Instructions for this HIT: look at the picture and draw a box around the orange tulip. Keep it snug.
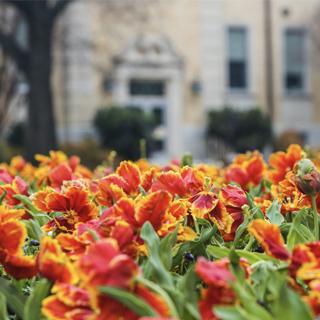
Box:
[268,144,304,184]
[37,237,78,284]
[196,257,236,320]
[225,152,266,190]
[248,219,290,260]
[220,185,247,241]
[42,284,94,320]
[33,186,98,232]
[116,161,141,194]
[78,239,138,289]
[0,208,36,279]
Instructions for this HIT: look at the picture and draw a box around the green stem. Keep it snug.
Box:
[244,236,255,251]
[193,216,200,234]
[311,195,319,240]
[0,190,7,205]
[286,212,292,223]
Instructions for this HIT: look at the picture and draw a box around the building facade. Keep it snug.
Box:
[53,0,320,160]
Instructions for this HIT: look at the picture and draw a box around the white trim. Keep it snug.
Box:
[112,35,184,159]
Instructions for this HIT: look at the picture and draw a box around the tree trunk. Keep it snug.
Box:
[25,9,56,161]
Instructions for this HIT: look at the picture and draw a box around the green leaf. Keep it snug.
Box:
[177,266,200,304]
[196,218,212,228]
[248,179,272,198]
[250,261,277,301]
[0,190,7,205]
[246,192,255,207]
[229,250,245,282]
[141,221,160,248]
[24,279,52,320]
[232,282,273,320]
[287,209,314,250]
[249,183,263,198]
[172,226,217,267]
[175,267,201,319]
[0,278,26,319]
[138,185,147,196]
[266,200,284,226]
[215,305,256,320]
[140,222,173,287]
[273,284,313,320]
[233,215,250,245]
[137,277,180,319]
[14,194,51,226]
[246,193,264,219]
[184,303,201,320]
[100,286,157,317]
[0,292,9,320]
[207,246,274,264]
[159,226,178,270]
[13,194,39,213]
[196,225,218,244]
[23,219,43,241]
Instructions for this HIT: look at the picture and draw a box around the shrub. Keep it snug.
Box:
[6,122,26,148]
[60,139,111,169]
[93,106,155,160]
[0,141,23,163]
[274,130,305,151]
[207,107,272,153]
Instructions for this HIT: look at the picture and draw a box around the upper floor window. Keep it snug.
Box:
[129,79,165,96]
[227,27,248,90]
[284,28,307,93]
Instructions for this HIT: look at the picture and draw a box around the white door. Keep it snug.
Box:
[127,78,168,159]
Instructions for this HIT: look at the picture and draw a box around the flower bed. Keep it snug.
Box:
[0,145,320,319]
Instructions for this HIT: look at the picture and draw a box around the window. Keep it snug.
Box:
[284,29,307,92]
[227,27,248,90]
[129,79,165,96]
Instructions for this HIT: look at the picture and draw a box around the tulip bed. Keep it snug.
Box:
[1,145,320,320]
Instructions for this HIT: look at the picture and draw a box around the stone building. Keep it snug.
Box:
[53,0,320,160]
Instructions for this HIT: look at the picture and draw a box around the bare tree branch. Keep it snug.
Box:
[0,29,28,74]
[51,0,75,19]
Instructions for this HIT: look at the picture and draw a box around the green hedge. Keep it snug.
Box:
[207,107,272,152]
[94,106,155,160]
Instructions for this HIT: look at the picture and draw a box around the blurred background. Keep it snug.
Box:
[0,0,320,166]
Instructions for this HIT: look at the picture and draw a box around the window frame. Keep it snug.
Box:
[129,78,166,97]
[283,27,309,96]
[226,25,250,93]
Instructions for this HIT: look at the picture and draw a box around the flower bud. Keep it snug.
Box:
[295,159,320,195]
